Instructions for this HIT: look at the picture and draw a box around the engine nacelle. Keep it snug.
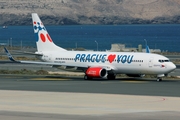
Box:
[85,67,107,78]
[126,74,145,77]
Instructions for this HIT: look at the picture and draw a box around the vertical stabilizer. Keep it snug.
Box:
[32,13,66,52]
[146,45,150,53]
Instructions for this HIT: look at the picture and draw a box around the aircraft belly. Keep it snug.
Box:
[115,64,144,74]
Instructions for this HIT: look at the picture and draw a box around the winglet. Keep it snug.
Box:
[4,47,17,62]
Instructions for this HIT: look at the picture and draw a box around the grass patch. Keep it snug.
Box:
[0,69,49,75]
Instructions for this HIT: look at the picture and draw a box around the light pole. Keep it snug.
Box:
[144,39,147,46]
[95,40,98,51]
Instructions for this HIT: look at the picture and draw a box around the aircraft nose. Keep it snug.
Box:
[169,62,176,71]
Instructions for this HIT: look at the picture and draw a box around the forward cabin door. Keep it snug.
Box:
[148,57,153,68]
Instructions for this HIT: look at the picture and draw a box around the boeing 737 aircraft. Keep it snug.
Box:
[4,13,176,81]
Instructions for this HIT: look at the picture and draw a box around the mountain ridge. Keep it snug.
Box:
[0,0,180,25]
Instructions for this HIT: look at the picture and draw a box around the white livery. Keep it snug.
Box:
[5,13,176,81]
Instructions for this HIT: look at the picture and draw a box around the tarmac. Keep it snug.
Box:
[0,73,180,119]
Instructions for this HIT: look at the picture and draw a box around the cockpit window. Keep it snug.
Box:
[158,59,170,63]
[159,60,163,62]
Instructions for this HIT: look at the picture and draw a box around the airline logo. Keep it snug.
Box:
[33,21,52,43]
[74,54,134,64]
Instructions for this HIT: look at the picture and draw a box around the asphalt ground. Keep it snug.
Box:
[0,62,180,119]
[0,75,180,120]
[0,74,179,97]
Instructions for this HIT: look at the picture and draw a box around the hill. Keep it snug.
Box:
[0,0,180,25]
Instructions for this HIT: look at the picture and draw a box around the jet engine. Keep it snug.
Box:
[85,67,107,78]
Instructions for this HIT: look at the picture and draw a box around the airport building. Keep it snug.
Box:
[109,43,161,53]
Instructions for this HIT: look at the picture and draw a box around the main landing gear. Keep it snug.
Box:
[107,74,116,80]
[157,77,162,82]
[84,75,92,80]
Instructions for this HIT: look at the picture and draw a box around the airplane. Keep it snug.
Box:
[4,13,176,81]
[146,45,150,53]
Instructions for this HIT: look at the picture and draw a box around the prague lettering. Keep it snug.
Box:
[74,54,133,64]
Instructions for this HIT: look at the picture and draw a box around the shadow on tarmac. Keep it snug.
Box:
[44,75,179,82]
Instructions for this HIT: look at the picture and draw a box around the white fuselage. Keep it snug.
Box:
[39,51,176,75]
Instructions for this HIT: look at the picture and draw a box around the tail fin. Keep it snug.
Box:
[146,45,150,53]
[32,13,67,52]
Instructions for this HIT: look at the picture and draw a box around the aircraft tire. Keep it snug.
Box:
[157,78,162,82]
[84,75,92,80]
[107,74,116,80]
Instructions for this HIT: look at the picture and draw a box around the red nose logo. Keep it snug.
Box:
[108,54,116,63]
[161,64,165,67]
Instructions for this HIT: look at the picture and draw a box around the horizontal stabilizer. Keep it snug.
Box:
[11,50,43,56]
[4,47,18,62]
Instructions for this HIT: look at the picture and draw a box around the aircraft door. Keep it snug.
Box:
[43,54,52,61]
[148,57,153,68]
[48,54,52,61]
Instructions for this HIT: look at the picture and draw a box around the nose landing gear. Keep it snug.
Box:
[157,74,164,82]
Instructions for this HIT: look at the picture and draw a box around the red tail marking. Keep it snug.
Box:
[40,33,46,42]
[47,34,53,42]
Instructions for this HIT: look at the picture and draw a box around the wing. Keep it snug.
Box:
[4,47,88,68]
[4,47,113,71]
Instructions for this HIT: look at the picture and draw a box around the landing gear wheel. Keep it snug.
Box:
[107,74,116,80]
[84,75,87,80]
[157,78,162,82]
[84,75,92,80]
